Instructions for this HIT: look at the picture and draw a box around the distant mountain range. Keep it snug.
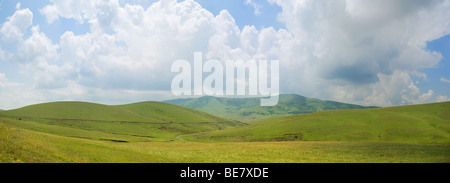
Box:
[165,94,377,123]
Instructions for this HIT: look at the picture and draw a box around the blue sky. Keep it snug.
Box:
[423,34,450,98]
[196,0,284,30]
[0,0,449,109]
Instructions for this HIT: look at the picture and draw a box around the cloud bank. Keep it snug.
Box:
[0,0,449,109]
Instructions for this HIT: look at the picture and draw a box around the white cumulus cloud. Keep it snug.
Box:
[1,0,450,109]
[268,0,450,106]
[0,5,33,41]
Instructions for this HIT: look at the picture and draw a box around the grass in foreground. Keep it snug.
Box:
[1,123,449,163]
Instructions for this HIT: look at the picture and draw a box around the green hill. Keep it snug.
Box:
[1,101,448,163]
[0,101,243,142]
[165,94,375,123]
[1,101,156,122]
[186,102,450,144]
[118,101,233,123]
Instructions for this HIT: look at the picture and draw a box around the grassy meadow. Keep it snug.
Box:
[186,102,450,144]
[0,101,449,163]
[1,122,448,163]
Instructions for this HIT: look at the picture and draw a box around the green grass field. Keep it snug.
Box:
[186,102,450,144]
[0,101,449,163]
[1,123,448,163]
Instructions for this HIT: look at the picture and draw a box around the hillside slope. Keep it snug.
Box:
[165,94,375,122]
[186,102,450,144]
[118,101,234,123]
[1,101,155,122]
[0,101,243,142]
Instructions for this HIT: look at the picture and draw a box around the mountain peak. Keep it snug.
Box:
[164,94,375,123]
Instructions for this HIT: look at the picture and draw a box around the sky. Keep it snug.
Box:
[0,0,449,109]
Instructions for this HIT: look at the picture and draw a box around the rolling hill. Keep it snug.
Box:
[1,101,448,163]
[118,101,233,123]
[1,101,157,122]
[185,102,450,144]
[165,94,376,123]
[0,101,243,142]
